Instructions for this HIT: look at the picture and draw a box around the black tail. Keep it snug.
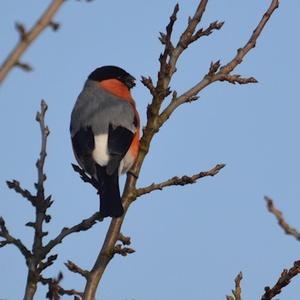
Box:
[96,165,124,218]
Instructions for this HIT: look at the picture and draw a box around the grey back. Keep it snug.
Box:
[70,80,136,136]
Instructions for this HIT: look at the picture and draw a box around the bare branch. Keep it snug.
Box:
[15,22,27,40]
[72,164,99,190]
[41,273,83,299]
[220,0,279,75]
[208,60,221,76]
[5,99,101,298]
[113,244,135,257]
[136,163,225,197]
[226,272,243,300]
[264,196,300,240]
[65,260,88,279]
[189,20,224,44]
[219,74,258,85]
[176,0,208,50]
[159,3,179,53]
[37,254,58,273]
[43,212,102,254]
[0,0,65,83]
[159,0,278,126]
[82,2,279,298]
[15,61,33,72]
[118,233,131,246]
[261,261,300,300]
[141,76,156,96]
[49,21,60,31]
[35,100,49,199]
[6,179,36,206]
[22,100,52,300]
[0,217,31,259]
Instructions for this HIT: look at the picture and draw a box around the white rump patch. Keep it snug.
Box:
[93,134,110,166]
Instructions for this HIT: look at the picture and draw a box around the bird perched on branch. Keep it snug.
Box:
[70,66,140,218]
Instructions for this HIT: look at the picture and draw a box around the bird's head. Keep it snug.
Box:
[88,65,136,90]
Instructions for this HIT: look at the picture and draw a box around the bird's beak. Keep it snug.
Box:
[125,74,136,89]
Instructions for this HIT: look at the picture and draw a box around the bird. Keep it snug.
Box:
[70,66,140,218]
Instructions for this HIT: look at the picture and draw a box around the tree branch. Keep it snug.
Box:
[219,74,258,85]
[81,2,279,299]
[264,196,300,240]
[135,163,225,197]
[118,233,131,246]
[113,244,135,257]
[220,0,279,75]
[37,254,58,273]
[6,179,36,206]
[65,260,89,279]
[71,164,99,190]
[261,261,300,300]
[41,273,83,299]
[0,217,31,259]
[0,0,65,83]
[189,20,224,44]
[159,0,279,125]
[23,100,52,300]
[226,272,243,300]
[3,100,103,299]
[35,100,49,201]
[43,212,102,255]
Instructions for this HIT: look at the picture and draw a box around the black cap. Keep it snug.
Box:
[88,65,136,89]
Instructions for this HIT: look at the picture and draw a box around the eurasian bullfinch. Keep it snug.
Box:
[70,66,140,218]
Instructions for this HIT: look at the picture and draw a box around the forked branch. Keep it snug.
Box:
[136,163,225,197]
[159,0,279,125]
[0,0,94,84]
[0,0,65,83]
[2,100,102,299]
[261,261,300,300]
[226,272,243,300]
[81,1,279,299]
[0,217,31,259]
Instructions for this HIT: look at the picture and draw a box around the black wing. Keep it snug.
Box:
[71,126,95,175]
[106,123,134,175]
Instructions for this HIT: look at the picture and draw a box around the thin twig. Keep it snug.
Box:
[0,0,65,83]
[135,163,225,197]
[43,212,102,255]
[220,0,279,75]
[189,20,224,44]
[0,217,31,259]
[226,272,243,300]
[23,100,51,300]
[219,74,258,85]
[4,101,101,299]
[6,179,36,206]
[37,254,58,273]
[265,196,300,240]
[118,233,131,246]
[261,261,300,300]
[72,164,99,190]
[81,1,279,299]
[159,0,279,125]
[41,273,83,299]
[35,100,49,199]
[113,244,135,257]
[65,260,89,279]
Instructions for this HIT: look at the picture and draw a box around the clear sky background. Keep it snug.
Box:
[1,1,300,299]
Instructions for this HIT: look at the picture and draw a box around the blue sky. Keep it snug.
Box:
[1,0,300,299]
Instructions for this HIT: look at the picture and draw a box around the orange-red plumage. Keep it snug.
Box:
[99,78,140,161]
[71,66,139,217]
[99,79,133,102]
